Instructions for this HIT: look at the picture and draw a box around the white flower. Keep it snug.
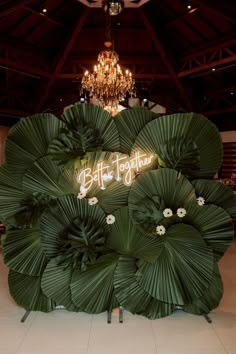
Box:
[88,197,98,205]
[156,225,166,235]
[77,192,86,200]
[177,208,187,218]
[106,214,116,224]
[197,197,205,206]
[163,208,173,218]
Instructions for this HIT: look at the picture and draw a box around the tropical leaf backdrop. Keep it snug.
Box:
[0,104,235,319]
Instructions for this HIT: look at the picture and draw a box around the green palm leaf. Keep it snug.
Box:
[5,113,64,181]
[133,113,222,178]
[114,107,159,154]
[71,254,118,313]
[114,256,174,319]
[8,270,55,312]
[128,168,196,231]
[183,263,223,315]
[193,179,236,218]
[41,196,109,264]
[23,156,74,196]
[60,104,120,152]
[2,228,47,276]
[0,164,49,227]
[41,257,78,311]
[136,224,214,306]
[107,207,162,263]
[0,164,25,222]
[185,204,234,260]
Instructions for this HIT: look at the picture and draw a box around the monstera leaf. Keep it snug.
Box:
[133,113,222,178]
[2,228,47,276]
[60,104,120,151]
[48,124,103,166]
[41,257,78,311]
[106,207,162,263]
[114,256,174,319]
[8,270,55,312]
[157,137,200,176]
[129,168,196,232]
[5,113,64,182]
[184,263,223,315]
[114,107,159,154]
[136,224,214,306]
[40,196,109,270]
[10,192,56,228]
[71,254,118,313]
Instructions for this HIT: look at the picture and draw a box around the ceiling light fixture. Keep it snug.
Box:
[81,41,134,115]
[102,0,124,16]
[81,5,135,115]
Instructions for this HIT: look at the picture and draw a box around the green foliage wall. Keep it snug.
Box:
[0,104,235,319]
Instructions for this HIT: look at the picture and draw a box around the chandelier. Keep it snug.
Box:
[81,40,135,115]
[102,0,124,16]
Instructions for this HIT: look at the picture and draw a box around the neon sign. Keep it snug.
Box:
[76,151,154,192]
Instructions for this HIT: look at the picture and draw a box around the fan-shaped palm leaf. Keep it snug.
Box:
[2,228,47,276]
[41,257,78,311]
[107,207,162,263]
[41,196,109,263]
[185,204,234,260]
[71,254,118,313]
[114,107,159,154]
[5,113,64,181]
[114,256,174,319]
[23,156,74,196]
[60,104,120,152]
[136,224,214,306]
[133,113,222,178]
[0,164,50,227]
[128,168,196,231]
[183,263,223,315]
[193,179,236,218]
[8,270,55,312]
[0,164,25,221]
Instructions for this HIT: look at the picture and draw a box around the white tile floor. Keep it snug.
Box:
[0,242,235,354]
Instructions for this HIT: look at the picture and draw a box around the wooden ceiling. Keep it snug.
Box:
[0,0,236,129]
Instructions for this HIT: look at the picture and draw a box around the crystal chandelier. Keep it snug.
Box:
[102,0,124,16]
[81,41,135,115]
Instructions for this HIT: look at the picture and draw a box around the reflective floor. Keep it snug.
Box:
[0,241,235,354]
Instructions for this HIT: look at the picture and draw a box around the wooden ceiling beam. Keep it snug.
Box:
[22,5,65,28]
[138,8,192,111]
[35,8,90,112]
[179,54,236,78]
[204,106,236,116]
[0,57,50,78]
[0,0,31,18]
[198,0,236,26]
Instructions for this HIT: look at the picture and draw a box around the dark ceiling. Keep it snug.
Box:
[0,0,236,130]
